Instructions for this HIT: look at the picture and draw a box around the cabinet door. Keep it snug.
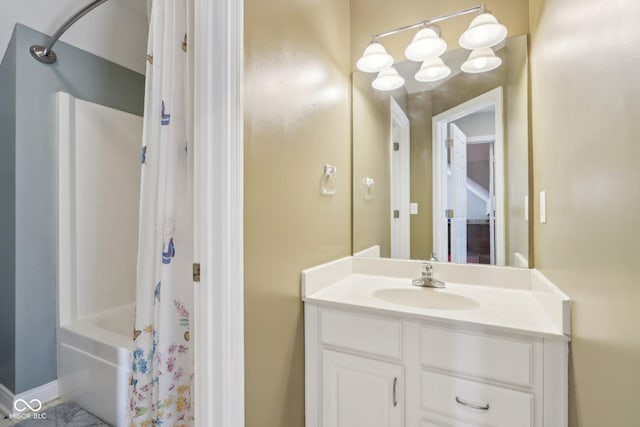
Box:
[322,350,403,427]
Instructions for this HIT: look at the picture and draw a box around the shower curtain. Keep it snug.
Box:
[128,0,194,425]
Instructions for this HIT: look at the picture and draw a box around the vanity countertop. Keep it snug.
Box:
[302,256,571,341]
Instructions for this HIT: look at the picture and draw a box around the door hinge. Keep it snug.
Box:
[445,209,454,219]
[393,142,400,151]
[193,263,201,282]
[393,209,400,219]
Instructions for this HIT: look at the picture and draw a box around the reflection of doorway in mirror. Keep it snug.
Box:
[433,87,505,266]
[390,98,411,259]
[449,123,496,264]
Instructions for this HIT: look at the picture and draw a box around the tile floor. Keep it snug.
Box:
[0,400,109,427]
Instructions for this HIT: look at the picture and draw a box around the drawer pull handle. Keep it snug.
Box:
[393,377,398,407]
[455,396,490,411]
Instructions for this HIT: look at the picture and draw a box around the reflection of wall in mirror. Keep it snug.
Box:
[352,71,408,258]
[503,35,529,267]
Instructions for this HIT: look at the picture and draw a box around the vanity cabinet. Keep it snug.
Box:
[322,350,403,427]
[305,304,567,427]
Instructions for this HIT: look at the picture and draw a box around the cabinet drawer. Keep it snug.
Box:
[420,326,532,387]
[421,370,533,427]
[321,310,402,359]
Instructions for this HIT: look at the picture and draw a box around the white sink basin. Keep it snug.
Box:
[372,287,480,311]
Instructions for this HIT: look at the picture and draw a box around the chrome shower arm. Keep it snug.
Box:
[30,0,109,64]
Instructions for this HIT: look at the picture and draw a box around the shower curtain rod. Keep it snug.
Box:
[30,0,109,64]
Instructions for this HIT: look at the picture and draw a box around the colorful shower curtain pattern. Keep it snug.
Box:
[128,1,194,426]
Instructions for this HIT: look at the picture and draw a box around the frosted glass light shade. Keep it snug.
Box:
[404,27,447,62]
[461,48,502,73]
[372,67,405,91]
[415,57,451,82]
[458,13,507,49]
[356,41,394,73]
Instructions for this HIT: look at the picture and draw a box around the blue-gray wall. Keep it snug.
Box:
[0,30,17,393]
[0,24,144,394]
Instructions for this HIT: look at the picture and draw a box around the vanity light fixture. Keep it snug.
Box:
[415,57,451,82]
[356,40,394,73]
[404,26,447,62]
[461,47,502,73]
[372,66,405,91]
[458,13,507,50]
[357,4,508,91]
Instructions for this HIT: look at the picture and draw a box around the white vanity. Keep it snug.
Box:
[302,257,570,427]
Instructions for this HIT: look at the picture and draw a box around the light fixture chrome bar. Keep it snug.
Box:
[373,4,484,39]
[30,0,109,64]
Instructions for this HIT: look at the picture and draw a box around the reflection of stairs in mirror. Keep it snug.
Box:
[446,222,492,264]
[447,166,491,213]
[467,221,491,264]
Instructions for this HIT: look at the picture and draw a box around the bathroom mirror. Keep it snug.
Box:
[352,34,530,267]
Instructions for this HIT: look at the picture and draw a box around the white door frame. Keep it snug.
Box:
[390,97,411,259]
[432,87,505,265]
[193,0,244,425]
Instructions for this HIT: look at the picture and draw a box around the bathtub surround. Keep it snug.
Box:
[128,1,195,425]
[56,93,141,426]
[0,24,144,396]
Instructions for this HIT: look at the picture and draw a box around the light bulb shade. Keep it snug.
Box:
[357,41,394,73]
[461,48,502,73]
[372,67,405,91]
[415,57,451,82]
[458,13,507,49]
[404,27,447,62]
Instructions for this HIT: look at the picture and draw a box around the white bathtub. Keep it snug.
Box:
[57,93,142,427]
[58,305,134,427]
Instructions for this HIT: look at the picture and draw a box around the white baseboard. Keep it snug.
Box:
[0,380,59,416]
[0,383,12,415]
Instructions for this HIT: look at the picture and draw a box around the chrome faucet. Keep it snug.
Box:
[412,262,445,288]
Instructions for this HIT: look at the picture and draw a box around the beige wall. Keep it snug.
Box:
[529,0,640,425]
[243,0,352,424]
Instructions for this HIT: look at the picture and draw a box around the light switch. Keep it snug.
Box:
[410,203,418,215]
[539,191,547,224]
[524,195,529,221]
